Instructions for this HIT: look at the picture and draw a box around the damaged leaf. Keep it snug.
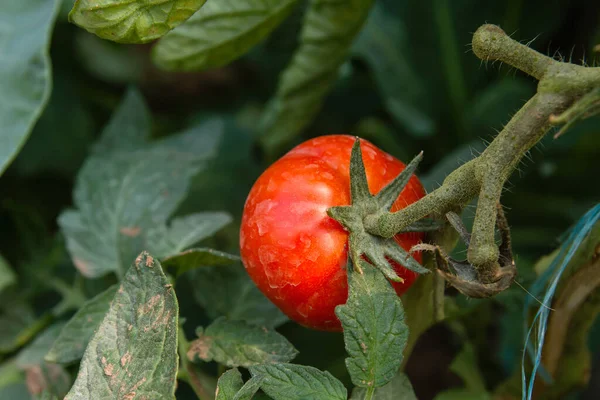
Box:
[188,317,297,367]
[64,252,179,399]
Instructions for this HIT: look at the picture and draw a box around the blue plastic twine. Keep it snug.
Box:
[521,203,600,400]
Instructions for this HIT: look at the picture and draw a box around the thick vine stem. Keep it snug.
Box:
[469,92,570,280]
[364,24,600,285]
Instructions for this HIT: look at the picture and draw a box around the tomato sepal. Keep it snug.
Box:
[327,138,431,280]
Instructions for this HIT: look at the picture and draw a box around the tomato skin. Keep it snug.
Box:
[240,135,425,331]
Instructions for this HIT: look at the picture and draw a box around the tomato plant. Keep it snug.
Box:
[240,135,425,331]
[2,1,600,400]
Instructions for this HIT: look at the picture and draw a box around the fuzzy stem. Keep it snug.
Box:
[468,92,570,279]
[364,160,479,238]
[471,24,557,80]
[364,23,600,281]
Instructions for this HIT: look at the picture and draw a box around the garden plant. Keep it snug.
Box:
[1,1,600,399]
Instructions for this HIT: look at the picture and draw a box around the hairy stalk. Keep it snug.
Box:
[364,24,600,284]
[469,92,570,280]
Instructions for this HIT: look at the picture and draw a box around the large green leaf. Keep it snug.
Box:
[188,317,298,367]
[68,0,207,43]
[259,0,375,154]
[154,0,298,71]
[191,263,288,329]
[65,252,179,399]
[58,92,222,278]
[249,363,347,400]
[45,285,118,365]
[335,261,408,389]
[0,0,61,176]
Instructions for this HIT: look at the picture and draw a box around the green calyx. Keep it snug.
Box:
[327,138,439,282]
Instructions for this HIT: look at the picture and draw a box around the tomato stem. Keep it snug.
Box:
[365,24,600,286]
[365,386,375,400]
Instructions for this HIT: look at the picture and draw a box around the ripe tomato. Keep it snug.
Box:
[240,135,425,331]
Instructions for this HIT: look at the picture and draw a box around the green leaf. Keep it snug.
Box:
[189,317,297,367]
[191,263,288,328]
[0,0,62,176]
[64,252,179,399]
[154,0,298,71]
[233,375,265,400]
[92,87,151,155]
[45,285,118,365]
[335,261,408,388]
[350,373,417,399]
[249,363,347,400]
[0,255,16,295]
[148,212,233,258]
[68,0,208,44]
[352,2,433,137]
[0,297,39,354]
[216,368,244,400]
[162,248,240,276]
[59,113,222,278]
[15,324,64,369]
[259,0,375,154]
[215,368,264,400]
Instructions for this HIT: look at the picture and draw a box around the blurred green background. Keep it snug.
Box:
[1,0,600,399]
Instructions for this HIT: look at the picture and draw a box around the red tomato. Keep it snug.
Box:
[240,135,425,331]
